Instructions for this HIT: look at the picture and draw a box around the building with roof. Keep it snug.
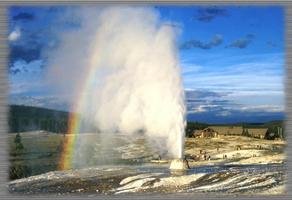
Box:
[192,126,269,139]
[192,127,218,138]
[208,126,243,136]
[247,128,268,139]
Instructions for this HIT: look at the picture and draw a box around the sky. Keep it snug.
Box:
[8,5,285,123]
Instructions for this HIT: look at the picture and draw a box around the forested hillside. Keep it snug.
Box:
[8,105,69,133]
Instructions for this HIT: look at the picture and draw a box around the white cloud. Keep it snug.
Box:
[216,110,231,117]
[181,63,203,75]
[9,59,45,95]
[10,59,43,75]
[187,104,221,114]
[238,105,284,113]
[182,58,285,110]
[188,105,207,113]
[8,27,21,41]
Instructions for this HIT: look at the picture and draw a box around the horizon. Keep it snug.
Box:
[8,104,284,125]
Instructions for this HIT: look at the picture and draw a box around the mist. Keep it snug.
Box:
[46,7,186,163]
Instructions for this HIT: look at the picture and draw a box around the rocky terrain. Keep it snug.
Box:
[8,164,285,195]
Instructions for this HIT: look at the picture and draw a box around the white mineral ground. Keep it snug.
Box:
[8,134,286,195]
[9,166,285,195]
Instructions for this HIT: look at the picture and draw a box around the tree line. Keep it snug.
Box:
[9,105,69,133]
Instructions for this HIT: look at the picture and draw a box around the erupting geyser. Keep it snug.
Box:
[169,159,190,171]
[47,7,186,167]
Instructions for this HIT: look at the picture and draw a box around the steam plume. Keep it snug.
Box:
[46,7,185,159]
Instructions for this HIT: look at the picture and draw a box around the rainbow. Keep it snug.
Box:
[58,112,80,170]
[58,62,99,170]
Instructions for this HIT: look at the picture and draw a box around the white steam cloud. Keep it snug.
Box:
[46,7,185,159]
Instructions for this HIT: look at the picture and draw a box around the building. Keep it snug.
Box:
[193,130,204,138]
[193,126,269,139]
[193,128,218,138]
[208,126,243,136]
[247,128,268,139]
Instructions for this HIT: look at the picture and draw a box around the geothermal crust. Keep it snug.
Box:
[169,159,190,170]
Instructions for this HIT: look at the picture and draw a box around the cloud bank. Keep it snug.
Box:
[180,34,223,50]
[226,34,255,49]
[195,7,228,22]
[12,12,35,21]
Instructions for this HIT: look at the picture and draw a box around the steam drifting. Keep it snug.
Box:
[47,7,185,159]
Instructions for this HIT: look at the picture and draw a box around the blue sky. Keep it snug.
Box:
[8,6,285,123]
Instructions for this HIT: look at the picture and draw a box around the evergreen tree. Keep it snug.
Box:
[14,133,24,150]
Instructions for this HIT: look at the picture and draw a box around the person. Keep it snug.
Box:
[184,158,190,169]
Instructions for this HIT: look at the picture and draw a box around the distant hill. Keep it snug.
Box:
[8,105,70,133]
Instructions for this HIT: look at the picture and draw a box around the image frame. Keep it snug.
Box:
[0,0,291,199]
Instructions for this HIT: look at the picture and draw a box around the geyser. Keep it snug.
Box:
[169,159,190,171]
[47,7,186,164]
